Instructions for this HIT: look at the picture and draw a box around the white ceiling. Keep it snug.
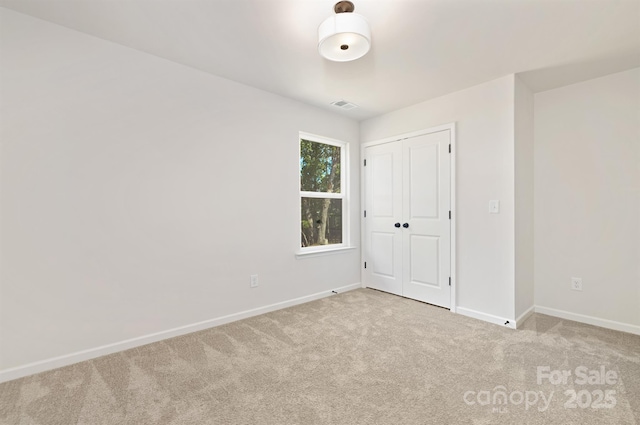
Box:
[1,0,639,120]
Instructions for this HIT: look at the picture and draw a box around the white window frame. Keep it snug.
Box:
[297,132,351,256]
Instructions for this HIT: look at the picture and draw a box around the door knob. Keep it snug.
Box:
[394,222,401,228]
[402,223,409,228]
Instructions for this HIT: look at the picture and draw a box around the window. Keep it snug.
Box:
[299,133,348,253]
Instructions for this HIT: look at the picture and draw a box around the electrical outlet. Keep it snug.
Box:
[571,277,582,291]
[250,274,259,288]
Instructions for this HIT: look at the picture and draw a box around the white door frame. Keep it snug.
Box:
[360,122,457,313]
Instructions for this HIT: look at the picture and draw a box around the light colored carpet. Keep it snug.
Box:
[1,288,639,424]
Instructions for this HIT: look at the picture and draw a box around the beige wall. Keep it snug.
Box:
[0,9,361,373]
[514,76,535,320]
[534,68,640,329]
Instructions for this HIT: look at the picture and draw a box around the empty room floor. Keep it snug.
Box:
[1,288,638,424]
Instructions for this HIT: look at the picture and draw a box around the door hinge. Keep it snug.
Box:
[448,144,451,153]
[449,210,451,219]
[364,210,366,218]
[364,159,367,166]
[449,277,451,286]
[364,262,367,269]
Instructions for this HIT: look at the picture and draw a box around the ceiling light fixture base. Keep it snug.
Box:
[334,1,355,14]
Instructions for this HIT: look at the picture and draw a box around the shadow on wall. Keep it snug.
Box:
[517,52,640,93]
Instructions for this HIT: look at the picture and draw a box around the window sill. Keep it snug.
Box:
[295,246,357,259]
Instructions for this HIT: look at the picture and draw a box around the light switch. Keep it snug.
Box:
[489,200,500,214]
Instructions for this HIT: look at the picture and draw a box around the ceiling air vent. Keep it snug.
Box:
[330,100,358,110]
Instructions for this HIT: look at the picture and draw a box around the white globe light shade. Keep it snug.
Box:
[318,13,371,62]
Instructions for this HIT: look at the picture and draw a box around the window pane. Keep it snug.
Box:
[300,139,341,193]
[301,198,342,247]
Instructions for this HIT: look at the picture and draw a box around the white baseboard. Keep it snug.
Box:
[515,305,535,329]
[534,305,640,336]
[0,282,362,383]
[456,306,516,329]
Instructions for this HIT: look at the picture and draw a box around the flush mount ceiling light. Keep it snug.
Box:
[318,1,371,62]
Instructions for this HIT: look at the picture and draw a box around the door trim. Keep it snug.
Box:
[360,122,457,313]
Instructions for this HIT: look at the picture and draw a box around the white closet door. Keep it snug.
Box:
[363,129,451,308]
[401,130,451,308]
[363,142,403,296]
